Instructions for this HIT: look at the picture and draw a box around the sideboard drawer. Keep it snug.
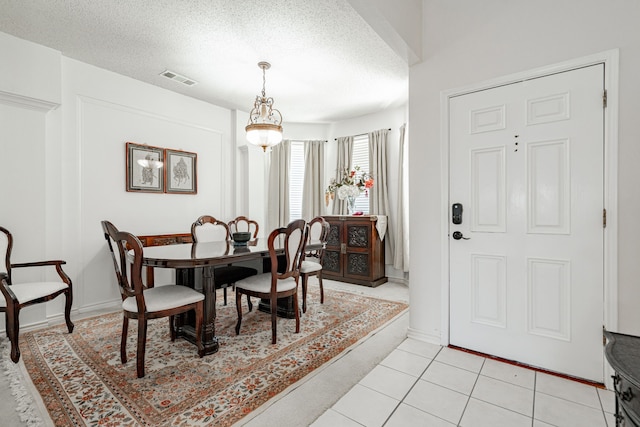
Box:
[605,331,640,427]
[617,374,640,426]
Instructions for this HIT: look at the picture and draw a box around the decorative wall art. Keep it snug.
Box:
[165,148,197,194]
[126,142,164,193]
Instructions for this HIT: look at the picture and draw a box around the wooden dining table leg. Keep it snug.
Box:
[200,266,219,354]
[174,267,219,355]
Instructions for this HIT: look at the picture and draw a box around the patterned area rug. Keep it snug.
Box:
[19,287,407,426]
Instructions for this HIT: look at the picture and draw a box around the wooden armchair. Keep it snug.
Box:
[0,226,74,363]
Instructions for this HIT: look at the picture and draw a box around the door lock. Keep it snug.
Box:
[452,203,463,224]
[452,231,470,240]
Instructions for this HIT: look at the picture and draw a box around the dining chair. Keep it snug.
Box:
[191,215,258,305]
[101,220,204,378]
[228,216,260,238]
[0,226,74,363]
[234,219,307,344]
[300,216,330,313]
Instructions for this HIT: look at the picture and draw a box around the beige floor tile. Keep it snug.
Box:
[359,364,418,400]
[332,384,399,427]
[536,372,602,409]
[471,375,534,417]
[402,379,468,424]
[422,360,478,395]
[480,358,535,389]
[380,348,432,377]
[460,398,532,427]
[435,347,485,373]
[534,392,607,427]
[385,403,455,427]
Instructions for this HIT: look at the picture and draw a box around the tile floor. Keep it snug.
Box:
[312,338,616,427]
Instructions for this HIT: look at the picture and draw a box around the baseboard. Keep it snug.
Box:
[76,299,121,315]
[407,327,441,346]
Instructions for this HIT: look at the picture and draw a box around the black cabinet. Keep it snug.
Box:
[604,331,640,426]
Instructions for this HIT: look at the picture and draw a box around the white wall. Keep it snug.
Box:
[64,57,234,312]
[409,0,640,342]
[0,33,64,326]
[1,32,235,325]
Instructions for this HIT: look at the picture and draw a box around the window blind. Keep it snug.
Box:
[289,141,305,220]
[352,135,370,214]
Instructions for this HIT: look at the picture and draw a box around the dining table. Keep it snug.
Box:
[135,237,320,355]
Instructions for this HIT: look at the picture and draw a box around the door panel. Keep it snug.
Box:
[449,64,604,382]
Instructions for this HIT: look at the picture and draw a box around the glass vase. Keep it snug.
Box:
[346,196,356,215]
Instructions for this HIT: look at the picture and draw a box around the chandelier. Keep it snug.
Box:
[245,61,283,151]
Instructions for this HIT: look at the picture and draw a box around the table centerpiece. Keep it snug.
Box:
[325,165,374,215]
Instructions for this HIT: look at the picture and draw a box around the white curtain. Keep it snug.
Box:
[331,136,354,215]
[369,129,393,258]
[267,139,291,232]
[393,124,409,272]
[301,140,325,221]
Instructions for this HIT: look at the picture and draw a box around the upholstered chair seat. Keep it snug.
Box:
[0,281,68,306]
[122,285,205,313]
[231,273,297,294]
[300,260,323,274]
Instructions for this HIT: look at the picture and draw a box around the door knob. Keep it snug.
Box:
[452,231,470,240]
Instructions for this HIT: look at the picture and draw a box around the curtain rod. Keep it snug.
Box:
[334,128,392,141]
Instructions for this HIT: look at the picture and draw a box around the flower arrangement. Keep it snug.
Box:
[325,165,374,206]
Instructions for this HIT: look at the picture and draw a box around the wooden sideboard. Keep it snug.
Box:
[137,233,193,247]
[136,233,193,287]
[322,215,387,287]
[604,330,640,426]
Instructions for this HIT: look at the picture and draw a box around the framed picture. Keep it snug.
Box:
[126,142,164,193]
[165,149,197,194]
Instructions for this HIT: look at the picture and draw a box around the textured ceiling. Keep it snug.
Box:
[0,0,408,123]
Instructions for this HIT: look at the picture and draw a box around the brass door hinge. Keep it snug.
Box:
[603,208,607,228]
[341,243,346,254]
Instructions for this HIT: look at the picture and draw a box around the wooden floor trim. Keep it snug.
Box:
[448,345,605,389]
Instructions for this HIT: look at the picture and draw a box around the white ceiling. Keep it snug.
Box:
[0,0,409,123]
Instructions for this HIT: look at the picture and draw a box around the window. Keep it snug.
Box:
[288,137,370,219]
[289,141,305,220]
[352,135,370,214]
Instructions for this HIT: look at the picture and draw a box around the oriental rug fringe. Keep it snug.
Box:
[17,287,407,426]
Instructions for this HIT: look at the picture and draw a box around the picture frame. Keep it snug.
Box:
[126,142,164,193]
[165,149,197,194]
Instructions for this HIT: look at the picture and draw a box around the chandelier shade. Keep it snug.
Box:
[245,61,283,151]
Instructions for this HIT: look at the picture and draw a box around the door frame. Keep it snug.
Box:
[439,49,619,384]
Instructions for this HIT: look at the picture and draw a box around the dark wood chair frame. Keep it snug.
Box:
[191,215,258,306]
[228,216,260,238]
[0,226,74,363]
[300,217,331,313]
[101,220,204,378]
[235,219,307,344]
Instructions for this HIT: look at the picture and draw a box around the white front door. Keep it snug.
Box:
[449,64,605,382]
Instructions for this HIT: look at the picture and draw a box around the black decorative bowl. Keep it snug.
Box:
[232,232,252,246]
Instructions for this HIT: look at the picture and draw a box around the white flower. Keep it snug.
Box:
[337,184,361,200]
